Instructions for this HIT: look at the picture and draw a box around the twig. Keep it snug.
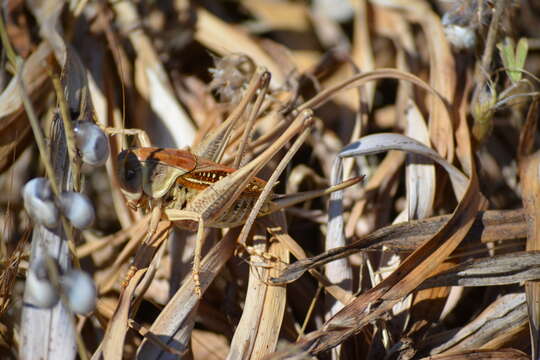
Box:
[472,0,510,99]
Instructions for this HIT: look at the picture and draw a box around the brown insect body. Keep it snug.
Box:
[111,109,360,298]
[117,147,275,230]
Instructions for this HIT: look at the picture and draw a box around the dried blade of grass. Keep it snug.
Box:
[228,229,270,359]
[76,215,150,259]
[128,320,186,357]
[420,68,472,338]
[371,4,415,54]
[370,3,416,140]
[403,100,435,220]
[339,133,468,200]
[0,228,28,317]
[0,42,50,114]
[377,0,456,162]
[110,0,195,148]
[241,0,309,32]
[226,112,312,358]
[247,215,288,359]
[98,217,169,359]
[87,71,135,229]
[175,75,220,130]
[420,349,529,360]
[418,252,540,289]
[192,329,230,359]
[481,331,530,355]
[384,100,435,341]
[331,187,483,354]
[271,209,527,285]
[407,262,452,337]
[136,228,239,358]
[384,6,415,168]
[91,4,145,228]
[96,270,145,360]
[299,69,453,214]
[518,99,539,161]
[415,9,455,163]
[518,102,540,357]
[308,13,348,68]
[345,150,405,237]
[408,95,499,341]
[94,3,134,94]
[519,150,540,358]
[298,68,449,114]
[257,31,315,75]
[351,0,375,109]
[26,0,66,63]
[265,222,354,305]
[310,5,349,53]
[319,14,371,320]
[375,8,416,211]
[130,229,169,308]
[268,146,483,357]
[98,219,150,293]
[195,8,286,88]
[455,73,475,177]
[0,42,52,173]
[324,156,352,337]
[316,69,359,118]
[427,293,527,356]
[228,215,287,359]
[341,63,368,180]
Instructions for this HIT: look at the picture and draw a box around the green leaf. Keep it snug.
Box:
[513,38,529,82]
[498,37,529,83]
[498,37,516,82]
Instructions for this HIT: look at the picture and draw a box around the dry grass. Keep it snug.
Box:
[0,0,539,359]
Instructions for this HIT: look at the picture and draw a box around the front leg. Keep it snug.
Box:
[122,204,164,289]
[164,209,206,298]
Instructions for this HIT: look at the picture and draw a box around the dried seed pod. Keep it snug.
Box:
[61,269,97,314]
[58,192,95,229]
[22,178,59,228]
[442,13,476,50]
[313,0,353,22]
[73,121,110,166]
[209,53,255,103]
[472,85,497,143]
[26,257,60,309]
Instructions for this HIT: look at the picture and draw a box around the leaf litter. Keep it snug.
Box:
[0,1,539,359]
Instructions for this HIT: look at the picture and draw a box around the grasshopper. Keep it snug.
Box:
[108,67,362,297]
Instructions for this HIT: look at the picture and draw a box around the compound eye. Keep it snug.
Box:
[117,150,142,200]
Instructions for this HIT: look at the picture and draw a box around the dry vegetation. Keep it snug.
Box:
[1,0,540,359]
